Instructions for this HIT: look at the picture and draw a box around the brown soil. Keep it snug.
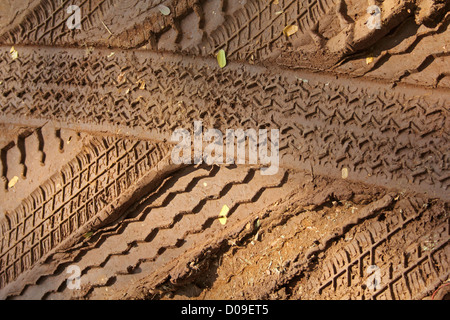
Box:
[0,0,448,300]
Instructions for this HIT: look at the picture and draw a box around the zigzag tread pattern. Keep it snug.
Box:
[5,165,291,299]
[3,0,447,89]
[0,46,448,199]
[0,136,172,292]
[190,0,336,60]
[1,0,110,44]
[0,0,206,49]
[0,0,334,51]
[0,164,214,298]
[293,197,450,300]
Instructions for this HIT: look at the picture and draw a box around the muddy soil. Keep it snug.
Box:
[0,0,448,300]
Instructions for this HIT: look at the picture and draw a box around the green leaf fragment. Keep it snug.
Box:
[83,231,94,239]
[217,49,227,68]
[158,5,171,16]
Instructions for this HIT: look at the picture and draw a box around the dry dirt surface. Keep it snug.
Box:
[0,0,449,300]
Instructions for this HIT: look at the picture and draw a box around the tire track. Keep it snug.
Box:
[0,123,90,214]
[189,0,336,60]
[0,0,226,50]
[291,197,450,300]
[1,0,114,45]
[0,164,217,299]
[0,46,448,198]
[170,183,448,300]
[8,166,289,299]
[0,137,177,292]
[2,0,446,89]
[349,13,450,87]
[79,168,288,300]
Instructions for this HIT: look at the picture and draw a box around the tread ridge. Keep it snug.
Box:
[0,46,448,198]
[1,165,219,298]
[70,169,288,299]
[35,167,257,299]
[11,167,286,299]
[0,138,172,291]
[301,199,449,299]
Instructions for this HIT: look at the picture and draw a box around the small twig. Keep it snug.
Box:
[309,162,316,186]
[101,20,113,35]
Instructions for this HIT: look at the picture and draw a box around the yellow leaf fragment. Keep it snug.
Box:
[217,49,227,68]
[366,56,374,64]
[283,25,298,37]
[342,167,349,179]
[219,204,230,217]
[273,0,279,4]
[218,204,230,225]
[219,216,227,225]
[10,47,18,60]
[158,5,171,16]
[8,176,19,188]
